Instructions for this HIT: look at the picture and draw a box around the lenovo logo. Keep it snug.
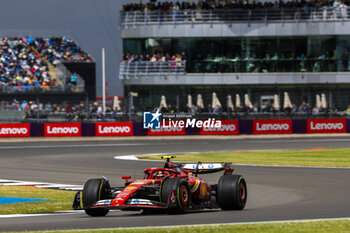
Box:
[44,123,81,137]
[203,124,236,132]
[253,120,292,134]
[256,123,290,131]
[95,123,133,136]
[98,125,131,134]
[150,126,183,132]
[0,124,30,137]
[310,122,344,130]
[307,119,347,133]
[0,127,28,135]
[47,126,79,134]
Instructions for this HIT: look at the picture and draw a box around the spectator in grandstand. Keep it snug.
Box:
[345,105,350,115]
[298,101,308,114]
[206,104,213,113]
[65,104,74,120]
[130,106,137,116]
[213,105,222,115]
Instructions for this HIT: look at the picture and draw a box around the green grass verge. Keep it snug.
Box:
[139,148,350,167]
[0,186,75,214]
[6,220,350,233]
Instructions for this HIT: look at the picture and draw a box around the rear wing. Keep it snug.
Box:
[181,162,233,175]
[160,156,233,176]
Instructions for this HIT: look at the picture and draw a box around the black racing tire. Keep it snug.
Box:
[160,177,190,212]
[82,178,110,217]
[216,175,247,210]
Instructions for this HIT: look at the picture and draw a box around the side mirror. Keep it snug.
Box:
[122,176,131,179]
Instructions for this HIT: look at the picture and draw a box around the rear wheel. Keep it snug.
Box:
[160,177,190,212]
[216,175,247,210]
[82,178,110,216]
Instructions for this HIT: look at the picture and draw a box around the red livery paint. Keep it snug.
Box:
[200,120,239,135]
[44,123,81,137]
[307,119,347,133]
[147,121,185,136]
[95,122,133,136]
[0,123,30,137]
[253,119,292,134]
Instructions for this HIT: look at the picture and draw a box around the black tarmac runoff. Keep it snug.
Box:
[0,136,349,232]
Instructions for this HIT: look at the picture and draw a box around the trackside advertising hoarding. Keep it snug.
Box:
[307,119,347,133]
[44,123,81,137]
[95,122,133,136]
[253,119,292,134]
[0,123,30,137]
[147,121,186,136]
[200,120,239,135]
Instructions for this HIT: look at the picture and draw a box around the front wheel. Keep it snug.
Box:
[82,178,110,216]
[160,177,190,212]
[216,175,247,210]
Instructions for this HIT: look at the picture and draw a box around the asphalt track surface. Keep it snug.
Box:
[0,136,350,232]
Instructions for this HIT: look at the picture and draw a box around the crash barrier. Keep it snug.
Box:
[0,119,349,137]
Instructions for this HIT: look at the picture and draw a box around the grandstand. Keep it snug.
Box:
[119,0,350,117]
[0,36,95,103]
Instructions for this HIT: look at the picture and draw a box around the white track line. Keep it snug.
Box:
[0,179,82,191]
[0,211,84,218]
[114,152,350,169]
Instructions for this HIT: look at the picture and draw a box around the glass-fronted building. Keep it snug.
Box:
[119,7,350,113]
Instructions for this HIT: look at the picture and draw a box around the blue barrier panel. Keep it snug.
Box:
[133,122,148,136]
[186,125,200,135]
[82,123,95,136]
[292,119,307,134]
[238,120,253,134]
[30,123,44,137]
[347,118,350,133]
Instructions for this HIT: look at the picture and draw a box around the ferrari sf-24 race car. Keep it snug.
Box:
[73,156,247,216]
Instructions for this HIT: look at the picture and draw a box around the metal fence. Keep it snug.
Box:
[121,7,350,28]
[119,61,186,79]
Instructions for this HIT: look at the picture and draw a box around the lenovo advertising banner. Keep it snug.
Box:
[307,119,347,133]
[0,123,30,137]
[147,121,186,136]
[95,122,133,136]
[44,123,81,137]
[200,120,239,135]
[253,119,292,134]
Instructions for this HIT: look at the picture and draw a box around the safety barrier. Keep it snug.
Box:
[0,119,349,137]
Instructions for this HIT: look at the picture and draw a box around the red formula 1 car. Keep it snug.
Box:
[73,156,247,216]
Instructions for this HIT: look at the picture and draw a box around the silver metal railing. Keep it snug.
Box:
[119,61,186,79]
[121,7,350,28]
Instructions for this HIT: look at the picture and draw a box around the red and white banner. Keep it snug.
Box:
[200,120,239,135]
[0,123,30,137]
[253,119,292,134]
[148,121,186,136]
[307,119,347,133]
[44,123,81,137]
[95,122,133,136]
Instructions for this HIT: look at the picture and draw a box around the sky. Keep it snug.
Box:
[0,0,132,97]
[0,0,275,97]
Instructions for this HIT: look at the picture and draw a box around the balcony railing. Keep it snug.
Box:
[119,61,186,79]
[121,7,350,28]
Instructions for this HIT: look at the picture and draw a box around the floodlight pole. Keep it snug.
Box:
[102,47,106,115]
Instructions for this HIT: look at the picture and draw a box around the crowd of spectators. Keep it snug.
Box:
[35,37,93,64]
[122,52,186,63]
[0,37,53,90]
[2,99,129,121]
[0,37,92,92]
[123,0,349,12]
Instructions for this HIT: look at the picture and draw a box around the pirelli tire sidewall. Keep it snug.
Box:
[82,178,110,216]
[216,174,247,210]
[160,177,191,211]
